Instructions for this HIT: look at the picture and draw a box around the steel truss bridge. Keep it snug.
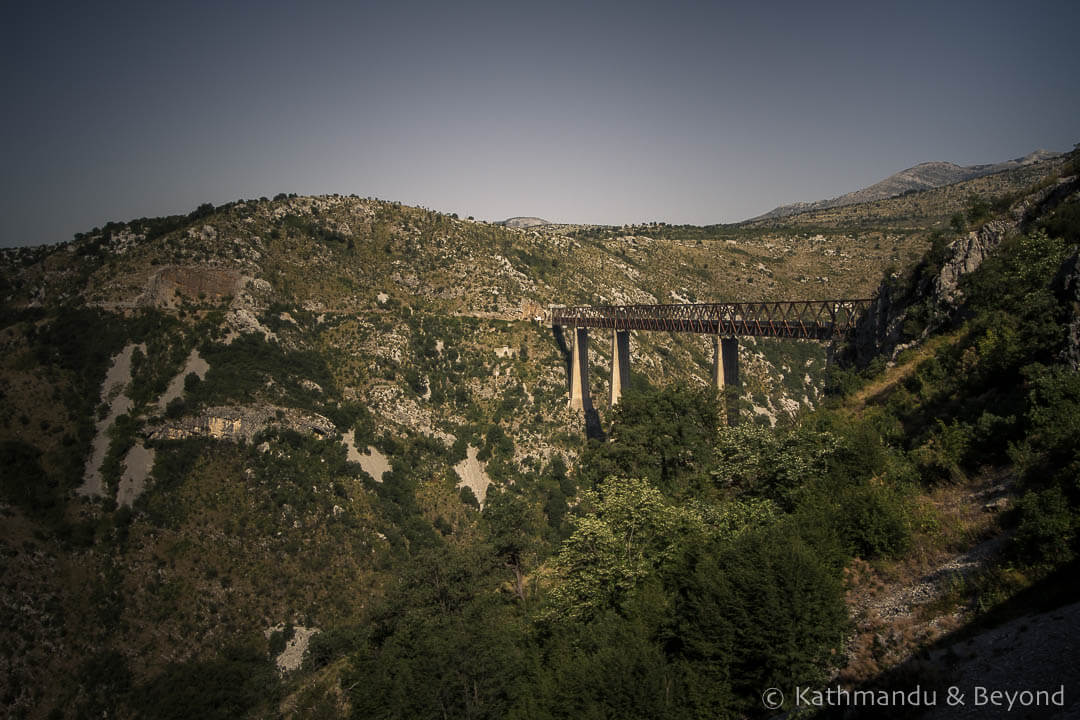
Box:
[548,299,872,339]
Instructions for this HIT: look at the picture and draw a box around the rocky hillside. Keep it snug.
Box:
[0,186,942,436]
[0,150,1077,719]
[754,149,1062,221]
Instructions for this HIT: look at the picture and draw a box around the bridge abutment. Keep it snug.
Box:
[610,329,630,406]
[569,327,592,410]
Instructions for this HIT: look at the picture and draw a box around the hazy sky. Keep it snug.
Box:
[3,0,1078,248]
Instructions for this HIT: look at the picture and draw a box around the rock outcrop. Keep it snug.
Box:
[148,405,336,442]
[931,218,1013,308]
[848,176,1079,365]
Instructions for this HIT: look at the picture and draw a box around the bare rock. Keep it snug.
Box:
[933,219,1012,308]
[149,405,336,442]
[226,308,277,341]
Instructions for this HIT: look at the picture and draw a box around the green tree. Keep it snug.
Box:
[482,486,545,601]
[576,386,720,498]
[671,524,848,714]
[345,544,527,719]
[548,478,699,622]
[712,424,840,509]
[950,212,966,234]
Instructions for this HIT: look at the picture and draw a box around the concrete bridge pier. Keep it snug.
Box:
[569,327,592,410]
[609,329,630,406]
[712,335,739,390]
[714,336,739,425]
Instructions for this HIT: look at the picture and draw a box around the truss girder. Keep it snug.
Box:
[549,300,870,339]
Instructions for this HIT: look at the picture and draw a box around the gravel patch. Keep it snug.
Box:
[77,343,142,498]
[343,430,390,482]
[156,348,209,411]
[454,445,491,507]
[116,442,155,507]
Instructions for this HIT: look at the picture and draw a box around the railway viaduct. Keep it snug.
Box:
[547,300,871,411]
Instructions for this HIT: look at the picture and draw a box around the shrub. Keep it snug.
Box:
[302,625,365,671]
[910,419,974,484]
[1014,487,1077,566]
[164,396,185,419]
[834,483,912,558]
[0,440,54,514]
[459,485,479,510]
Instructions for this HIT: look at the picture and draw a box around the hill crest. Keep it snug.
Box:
[754,149,1061,221]
[499,216,551,228]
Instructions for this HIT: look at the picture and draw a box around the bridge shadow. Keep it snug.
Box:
[722,386,741,427]
[551,325,606,441]
[584,408,606,441]
[551,325,571,382]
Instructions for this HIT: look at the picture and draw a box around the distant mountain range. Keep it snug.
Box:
[752,149,1062,221]
[499,216,551,228]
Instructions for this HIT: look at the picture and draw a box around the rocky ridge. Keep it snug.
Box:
[755,150,1061,221]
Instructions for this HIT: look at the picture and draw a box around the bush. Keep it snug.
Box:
[911,420,974,484]
[825,364,864,397]
[834,483,911,558]
[459,485,479,510]
[0,440,55,514]
[1014,487,1077,566]
[303,625,365,671]
[164,396,185,419]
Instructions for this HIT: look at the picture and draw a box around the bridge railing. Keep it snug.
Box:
[549,299,871,339]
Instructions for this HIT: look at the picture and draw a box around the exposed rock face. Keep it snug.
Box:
[156,349,210,411]
[1054,249,1080,370]
[848,285,908,367]
[117,442,155,507]
[932,219,1013,308]
[149,405,336,442]
[342,430,390,482]
[226,307,278,341]
[519,300,546,321]
[454,445,491,507]
[848,177,1079,366]
[264,624,320,674]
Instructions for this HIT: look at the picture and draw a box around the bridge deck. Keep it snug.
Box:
[549,300,871,340]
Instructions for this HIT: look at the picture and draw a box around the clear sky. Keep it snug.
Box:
[2,0,1078,248]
